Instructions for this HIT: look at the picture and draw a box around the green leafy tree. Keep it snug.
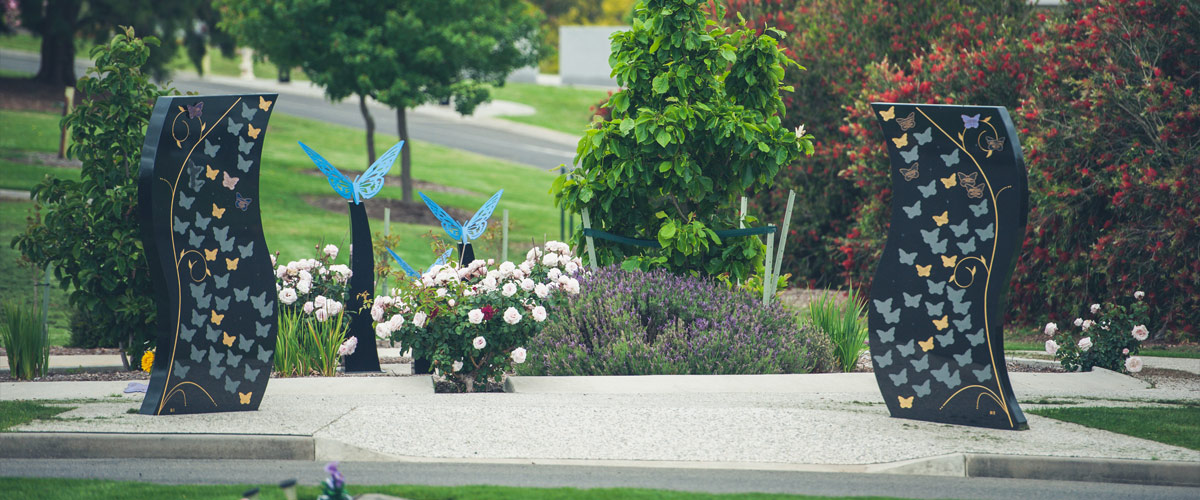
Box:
[553,0,812,281]
[9,0,230,86]
[217,0,542,202]
[12,27,173,359]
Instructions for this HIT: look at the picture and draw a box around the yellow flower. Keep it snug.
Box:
[140,350,155,373]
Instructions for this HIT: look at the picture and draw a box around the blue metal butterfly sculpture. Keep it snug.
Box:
[299,140,405,203]
[386,247,453,278]
[419,190,503,246]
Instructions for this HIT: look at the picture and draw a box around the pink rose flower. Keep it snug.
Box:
[1043,322,1058,336]
[468,309,484,325]
[1125,356,1143,373]
[503,307,522,325]
[510,347,527,364]
[473,336,487,349]
[1122,348,1130,355]
[338,336,357,357]
[1078,337,1093,352]
[1045,339,1059,356]
[1131,324,1149,341]
[412,311,427,328]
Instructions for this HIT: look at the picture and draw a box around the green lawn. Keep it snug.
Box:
[0,478,896,500]
[1029,406,1200,451]
[489,82,610,135]
[0,108,559,345]
[0,401,73,431]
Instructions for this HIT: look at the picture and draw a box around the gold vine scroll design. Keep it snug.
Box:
[154,99,242,414]
[915,107,1014,428]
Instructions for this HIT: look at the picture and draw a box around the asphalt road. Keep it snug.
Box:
[0,50,577,170]
[3,459,1199,499]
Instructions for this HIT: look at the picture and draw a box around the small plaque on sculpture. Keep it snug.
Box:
[137,94,278,415]
[868,103,1029,430]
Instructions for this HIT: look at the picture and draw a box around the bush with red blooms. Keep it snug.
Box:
[836,0,1199,340]
[715,0,1031,287]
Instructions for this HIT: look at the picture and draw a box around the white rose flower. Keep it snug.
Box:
[448,299,456,307]
[503,307,522,325]
[1125,356,1143,373]
[473,336,487,349]
[547,268,562,281]
[314,295,327,309]
[542,253,560,267]
[375,323,393,339]
[519,261,533,273]
[1131,324,1149,341]
[521,278,536,292]
[1078,337,1093,352]
[534,283,550,299]
[296,278,311,295]
[511,347,527,364]
[302,301,315,314]
[279,287,298,305]
[1073,317,1084,327]
[1045,339,1059,356]
[276,265,288,278]
[564,277,581,294]
[323,244,339,260]
[499,261,516,275]
[1090,303,1101,314]
[532,306,547,322]
[512,269,526,281]
[387,314,404,329]
[412,311,427,328]
[270,254,277,267]
[315,308,329,322]
[565,261,579,274]
[468,308,484,324]
[502,282,518,297]
[286,262,300,275]
[1134,290,1145,300]
[325,300,343,316]
[1081,319,1094,331]
[371,304,385,322]
[436,288,447,298]
[526,247,542,261]
[1043,322,1057,336]
[299,269,312,283]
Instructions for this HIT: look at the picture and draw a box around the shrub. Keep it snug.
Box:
[374,242,583,391]
[10,27,174,360]
[517,267,835,375]
[806,288,867,373]
[273,245,353,376]
[1,301,49,380]
[553,0,812,282]
[835,0,1199,339]
[1043,292,1151,373]
[718,0,1032,287]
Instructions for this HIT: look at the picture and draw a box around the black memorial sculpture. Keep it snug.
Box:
[137,94,278,415]
[868,103,1029,430]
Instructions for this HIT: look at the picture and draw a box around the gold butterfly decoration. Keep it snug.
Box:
[896,112,917,131]
[940,175,957,188]
[879,106,896,121]
[933,315,949,331]
[211,310,225,326]
[205,165,219,180]
[918,337,935,352]
[941,255,958,268]
[226,257,239,271]
[204,248,218,261]
[221,332,235,347]
[898,396,914,409]
[239,392,252,404]
[899,163,919,181]
[916,264,932,277]
[892,134,909,148]
[212,203,226,219]
[932,211,949,226]
[258,96,273,111]
[247,124,261,139]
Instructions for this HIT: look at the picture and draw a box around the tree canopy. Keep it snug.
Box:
[217,0,543,201]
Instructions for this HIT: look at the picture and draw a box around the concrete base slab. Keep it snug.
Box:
[0,380,143,400]
[0,432,313,460]
[265,376,433,396]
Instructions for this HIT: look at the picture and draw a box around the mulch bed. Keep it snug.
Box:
[0,77,70,112]
[303,195,472,228]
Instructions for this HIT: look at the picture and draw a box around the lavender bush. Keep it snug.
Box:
[517,268,835,375]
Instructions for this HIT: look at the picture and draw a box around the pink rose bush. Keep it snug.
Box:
[1044,291,1150,373]
[273,244,353,377]
[371,241,584,391]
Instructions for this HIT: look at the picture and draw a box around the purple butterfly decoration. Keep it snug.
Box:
[187,101,204,119]
[235,192,253,211]
[962,114,981,129]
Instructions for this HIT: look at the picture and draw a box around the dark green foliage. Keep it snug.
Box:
[11,28,173,357]
[0,300,48,380]
[518,267,835,375]
[554,0,812,281]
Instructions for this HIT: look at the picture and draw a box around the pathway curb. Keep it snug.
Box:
[2,432,1195,487]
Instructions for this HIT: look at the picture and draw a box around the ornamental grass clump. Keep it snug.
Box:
[518,267,835,376]
[807,288,869,373]
[273,244,353,376]
[1,301,49,380]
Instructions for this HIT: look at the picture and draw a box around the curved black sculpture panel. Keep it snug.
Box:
[137,94,278,415]
[868,103,1028,430]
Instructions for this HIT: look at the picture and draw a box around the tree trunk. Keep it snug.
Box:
[358,94,377,165]
[397,107,413,202]
[34,0,82,86]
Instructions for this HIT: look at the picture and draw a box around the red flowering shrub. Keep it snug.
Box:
[718,0,1031,286]
[837,0,1200,339]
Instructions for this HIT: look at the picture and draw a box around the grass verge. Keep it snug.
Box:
[0,478,895,500]
[0,400,74,431]
[1028,406,1200,451]
[489,82,610,135]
